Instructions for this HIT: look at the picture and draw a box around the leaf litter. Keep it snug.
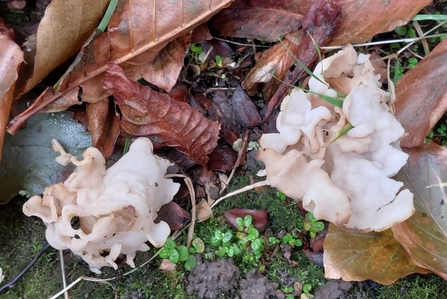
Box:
[2,0,447,298]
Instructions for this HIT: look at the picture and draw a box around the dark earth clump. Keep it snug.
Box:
[238,270,278,299]
[187,256,241,299]
[187,255,280,299]
[314,279,353,299]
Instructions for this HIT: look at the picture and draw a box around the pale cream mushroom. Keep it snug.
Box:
[23,138,179,273]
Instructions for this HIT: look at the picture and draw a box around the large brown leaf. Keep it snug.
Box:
[393,143,447,280]
[330,0,432,45]
[394,39,447,148]
[210,0,429,45]
[210,0,308,42]
[0,20,23,162]
[19,0,110,94]
[104,64,220,166]
[8,0,235,134]
[324,224,430,285]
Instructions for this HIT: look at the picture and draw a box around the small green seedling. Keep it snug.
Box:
[276,191,287,201]
[303,212,325,239]
[159,237,199,270]
[268,230,302,247]
[211,230,241,257]
[210,215,266,268]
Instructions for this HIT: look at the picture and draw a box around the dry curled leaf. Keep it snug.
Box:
[210,0,308,42]
[19,0,110,94]
[324,224,430,285]
[104,64,220,166]
[8,0,235,134]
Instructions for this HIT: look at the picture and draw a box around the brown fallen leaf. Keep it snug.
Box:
[212,0,429,46]
[242,37,301,99]
[394,39,447,148]
[210,0,307,42]
[330,0,432,45]
[86,99,120,158]
[156,202,190,231]
[17,0,110,94]
[393,143,447,280]
[264,0,341,120]
[324,224,430,285]
[8,0,235,134]
[104,64,220,167]
[122,34,191,92]
[0,19,23,161]
[232,86,261,128]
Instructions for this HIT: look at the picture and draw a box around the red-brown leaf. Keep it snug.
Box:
[394,39,447,148]
[330,0,432,45]
[210,0,307,42]
[104,64,220,166]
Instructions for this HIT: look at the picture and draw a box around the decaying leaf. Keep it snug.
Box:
[329,0,432,45]
[211,0,430,46]
[393,143,447,280]
[210,0,308,42]
[394,39,447,148]
[0,20,23,161]
[86,99,120,158]
[242,0,341,118]
[122,34,192,92]
[324,224,430,285]
[19,0,110,94]
[0,112,91,204]
[104,64,220,166]
[8,0,235,134]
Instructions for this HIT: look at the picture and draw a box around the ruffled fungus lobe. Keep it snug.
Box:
[259,45,414,232]
[23,137,180,273]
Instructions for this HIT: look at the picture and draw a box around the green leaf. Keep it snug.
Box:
[232,245,241,256]
[227,248,235,257]
[217,247,228,257]
[169,249,180,264]
[251,238,264,252]
[190,43,203,54]
[243,215,253,227]
[178,245,189,262]
[311,221,325,232]
[0,112,91,203]
[214,230,224,240]
[192,238,205,253]
[159,247,171,259]
[247,227,259,238]
[164,238,176,250]
[184,255,196,271]
[303,284,312,294]
[222,231,233,243]
[235,217,244,228]
[211,236,220,246]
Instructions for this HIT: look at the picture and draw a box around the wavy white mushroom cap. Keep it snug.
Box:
[258,45,414,232]
[23,137,180,273]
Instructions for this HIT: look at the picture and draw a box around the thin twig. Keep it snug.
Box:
[59,250,69,299]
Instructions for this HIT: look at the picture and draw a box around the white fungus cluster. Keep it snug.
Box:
[259,45,414,232]
[23,138,179,273]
